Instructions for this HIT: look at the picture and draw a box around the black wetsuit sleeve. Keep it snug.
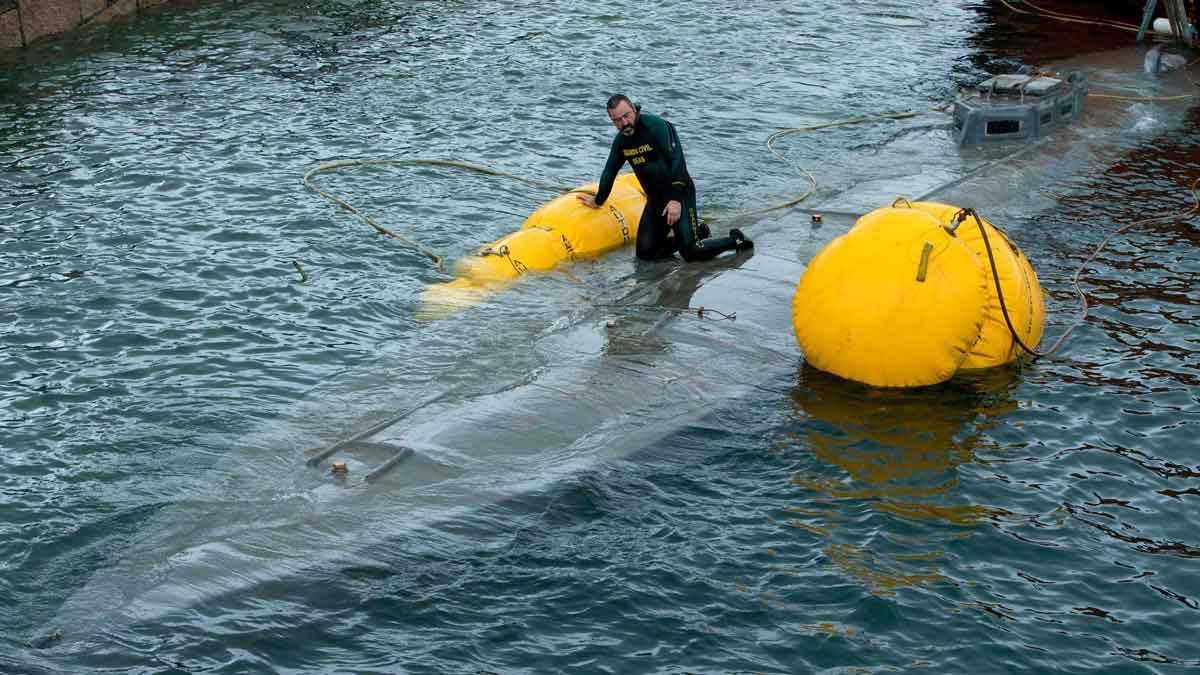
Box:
[650,118,689,203]
[594,134,626,206]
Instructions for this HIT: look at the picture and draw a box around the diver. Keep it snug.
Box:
[577,94,753,261]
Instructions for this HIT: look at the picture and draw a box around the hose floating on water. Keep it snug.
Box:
[707,111,935,226]
[303,158,575,270]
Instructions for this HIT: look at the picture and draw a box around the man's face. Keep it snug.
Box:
[608,101,637,137]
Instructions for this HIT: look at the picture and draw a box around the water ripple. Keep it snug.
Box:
[2,0,1199,673]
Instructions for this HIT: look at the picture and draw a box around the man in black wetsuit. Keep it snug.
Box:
[577,94,752,261]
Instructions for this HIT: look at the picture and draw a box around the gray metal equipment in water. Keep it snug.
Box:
[953,70,1088,145]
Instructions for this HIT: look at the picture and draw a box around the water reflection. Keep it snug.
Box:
[786,365,1023,594]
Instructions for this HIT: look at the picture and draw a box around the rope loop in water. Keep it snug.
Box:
[1043,175,1200,359]
[725,111,933,227]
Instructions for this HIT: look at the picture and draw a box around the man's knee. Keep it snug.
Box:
[637,237,675,260]
[641,240,677,260]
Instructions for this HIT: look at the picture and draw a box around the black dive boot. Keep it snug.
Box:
[729,228,754,251]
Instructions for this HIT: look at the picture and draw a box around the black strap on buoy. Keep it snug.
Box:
[958,208,1045,360]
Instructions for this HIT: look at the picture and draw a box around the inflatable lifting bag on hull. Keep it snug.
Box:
[420,173,647,318]
[791,201,1045,388]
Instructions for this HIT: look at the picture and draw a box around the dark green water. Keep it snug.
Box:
[2,1,1199,672]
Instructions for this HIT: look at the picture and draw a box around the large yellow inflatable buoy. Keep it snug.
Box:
[420,173,646,317]
[792,200,1044,388]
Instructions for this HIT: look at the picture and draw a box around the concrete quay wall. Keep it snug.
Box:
[1,0,192,52]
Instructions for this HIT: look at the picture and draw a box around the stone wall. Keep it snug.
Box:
[1,0,180,52]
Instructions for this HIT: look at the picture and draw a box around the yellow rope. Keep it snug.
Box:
[997,0,1142,32]
[1089,92,1196,101]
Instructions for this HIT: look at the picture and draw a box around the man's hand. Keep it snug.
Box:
[662,200,682,226]
[576,193,600,209]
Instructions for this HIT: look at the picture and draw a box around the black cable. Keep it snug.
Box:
[961,208,1045,360]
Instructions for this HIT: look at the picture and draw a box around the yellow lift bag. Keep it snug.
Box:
[792,201,1045,387]
[421,173,646,317]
